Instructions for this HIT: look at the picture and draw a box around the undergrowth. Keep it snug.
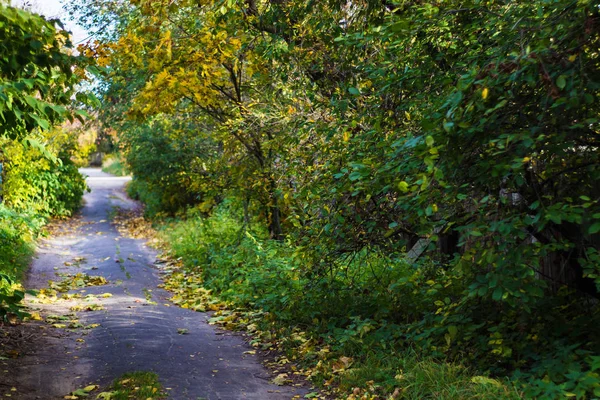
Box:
[157,204,529,399]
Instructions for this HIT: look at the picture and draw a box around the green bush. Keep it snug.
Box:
[159,201,600,398]
[160,205,521,398]
[0,131,88,320]
[122,116,219,217]
[2,132,87,218]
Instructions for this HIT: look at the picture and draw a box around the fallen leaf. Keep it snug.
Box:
[272,373,289,386]
[83,385,98,392]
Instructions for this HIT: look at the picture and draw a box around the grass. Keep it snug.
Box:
[338,350,522,399]
[100,371,165,399]
[102,153,130,177]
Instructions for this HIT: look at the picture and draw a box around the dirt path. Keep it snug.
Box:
[1,168,307,399]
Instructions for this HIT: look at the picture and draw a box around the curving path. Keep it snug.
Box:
[2,169,306,399]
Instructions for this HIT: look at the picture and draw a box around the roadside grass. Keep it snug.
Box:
[338,350,522,399]
[102,153,130,177]
[99,371,165,400]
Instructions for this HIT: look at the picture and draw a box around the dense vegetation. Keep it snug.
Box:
[0,2,92,320]
[51,0,600,397]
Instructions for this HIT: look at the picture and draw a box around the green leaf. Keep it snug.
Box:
[556,75,566,89]
[443,121,454,132]
[30,114,49,130]
[397,181,409,192]
[348,87,360,95]
[492,287,502,301]
[589,223,600,235]
[447,325,458,339]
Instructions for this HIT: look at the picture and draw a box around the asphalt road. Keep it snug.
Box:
[3,168,306,400]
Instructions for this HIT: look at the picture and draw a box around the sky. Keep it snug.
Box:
[12,0,91,44]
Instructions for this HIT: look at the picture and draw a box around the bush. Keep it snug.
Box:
[0,130,88,320]
[122,116,217,216]
[157,199,600,398]
[160,204,522,398]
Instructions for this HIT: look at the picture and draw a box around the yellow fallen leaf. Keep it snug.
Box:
[272,373,289,386]
[83,385,98,392]
[481,87,489,99]
[30,312,43,321]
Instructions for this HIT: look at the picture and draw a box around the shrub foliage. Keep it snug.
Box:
[71,0,600,397]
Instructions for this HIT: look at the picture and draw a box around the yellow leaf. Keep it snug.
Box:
[343,131,350,142]
[83,385,98,392]
[481,88,489,99]
[30,312,43,321]
[272,373,288,386]
[568,54,577,62]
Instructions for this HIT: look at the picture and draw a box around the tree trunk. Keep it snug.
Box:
[268,203,283,240]
[266,177,283,240]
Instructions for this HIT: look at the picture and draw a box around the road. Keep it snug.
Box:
[1,168,305,400]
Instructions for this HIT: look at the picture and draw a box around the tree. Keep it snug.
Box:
[0,3,92,139]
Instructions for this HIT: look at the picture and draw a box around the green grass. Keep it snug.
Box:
[100,371,165,399]
[102,153,130,176]
[338,350,522,399]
